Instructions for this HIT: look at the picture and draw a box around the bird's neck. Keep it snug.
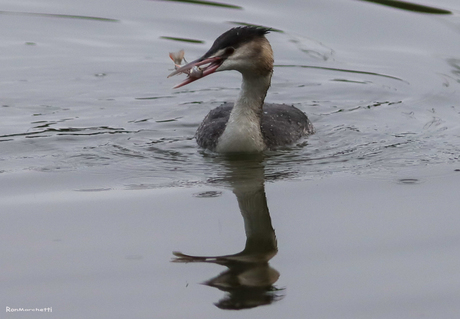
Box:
[216,73,272,153]
[236,73,271,114]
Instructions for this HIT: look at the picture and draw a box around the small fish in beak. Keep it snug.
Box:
[168,50,224,89]
[189,66,203,79]
[169,49,199,75]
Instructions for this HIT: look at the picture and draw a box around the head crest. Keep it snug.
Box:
[203,26,271,58]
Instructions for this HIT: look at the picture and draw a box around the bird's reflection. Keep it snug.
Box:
[172,155,283,310]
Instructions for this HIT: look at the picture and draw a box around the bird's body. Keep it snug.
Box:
[196,102,313,152]
[168,26,314,153]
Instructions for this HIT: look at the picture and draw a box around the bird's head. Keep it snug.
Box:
[168,26,274,88]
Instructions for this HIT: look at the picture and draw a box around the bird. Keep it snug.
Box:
[168,26,314,153]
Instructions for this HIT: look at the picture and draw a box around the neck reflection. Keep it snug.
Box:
[172,155,282,310]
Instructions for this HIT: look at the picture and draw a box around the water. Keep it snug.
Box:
[2,0,460,318]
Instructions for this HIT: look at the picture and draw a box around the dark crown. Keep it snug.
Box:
[203,26,271,58]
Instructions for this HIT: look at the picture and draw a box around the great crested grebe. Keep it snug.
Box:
[168,26,314,153]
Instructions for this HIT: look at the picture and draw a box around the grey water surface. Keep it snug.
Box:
[2,0,460,318]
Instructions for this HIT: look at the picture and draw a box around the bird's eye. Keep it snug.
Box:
[225,47,235,55]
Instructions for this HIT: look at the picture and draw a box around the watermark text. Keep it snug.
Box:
[6,307,52,313]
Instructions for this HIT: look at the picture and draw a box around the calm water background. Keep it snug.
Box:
[2,0,460,318]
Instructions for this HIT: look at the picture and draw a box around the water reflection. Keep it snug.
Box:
[159,36,205,44]
[277,65,407,82]
[357,0,451,14]
[172,155,282,310]
[0,10,119,21]
[159,0,242,10]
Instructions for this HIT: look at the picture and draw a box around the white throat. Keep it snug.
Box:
[216,74,271,153]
